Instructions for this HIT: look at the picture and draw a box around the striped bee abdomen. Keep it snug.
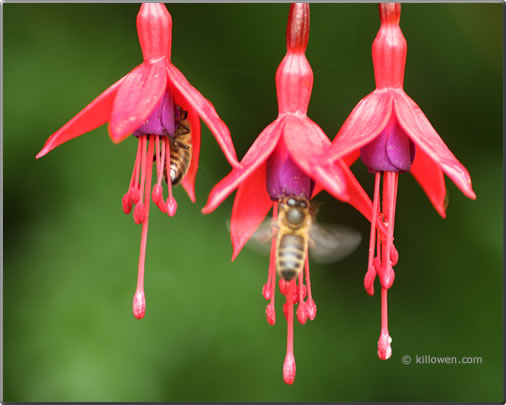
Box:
[170,145,191,185]
[277,233,306,281]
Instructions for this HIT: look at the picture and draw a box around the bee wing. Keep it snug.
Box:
[308,224,362,264]
[226,218,277,257]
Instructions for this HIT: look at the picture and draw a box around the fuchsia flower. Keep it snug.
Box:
[320,3,476,360]
[203,3,382,385]
[36,3,239,319]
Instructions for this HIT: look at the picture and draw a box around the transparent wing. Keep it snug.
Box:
[226,218,277,257]
[308,224,362,264]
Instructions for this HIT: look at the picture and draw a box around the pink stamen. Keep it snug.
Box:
[283,279,296,384]
[263,221,277,301]
[131,138,143,204]
[132,135,155,319]
[164,137,177,217]
[265,203,279,325]
[157,139,168,213]
[296,269,307,325]
[133,136,148,224]
[381,172,398,290]
[304,256,317,320]
[123,138,143,213]
[364,172,381,296]
[265,229,277,325]
[152,137,163,205]
[122,193,133,215]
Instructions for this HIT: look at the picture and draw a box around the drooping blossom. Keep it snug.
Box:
[319,3,476,360]
[203,3,383,384]
[36,3,239,319]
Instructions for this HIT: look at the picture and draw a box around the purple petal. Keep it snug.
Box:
[133,88,176,136]
[266,139,314,200]
[360,117,415,172]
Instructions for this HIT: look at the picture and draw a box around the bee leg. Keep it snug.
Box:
[174,140,190,150]
[174,121,190,136]
[176,106,188,121]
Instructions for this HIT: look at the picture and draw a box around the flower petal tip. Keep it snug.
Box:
[35,149,47,159]
[231,246,241,262]
[200,204,213,215]
[108,124,130,144]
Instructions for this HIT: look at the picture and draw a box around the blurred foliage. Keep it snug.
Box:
[3,3,503,402]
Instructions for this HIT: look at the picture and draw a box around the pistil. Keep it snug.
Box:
[133,135,155,319]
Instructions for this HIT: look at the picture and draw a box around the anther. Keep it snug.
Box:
[306,298,317,320]
[167,196,177,217]
[130,187,140,204]
[263,282,272,301]
[279,279,289,296]
[297,301,307,325]
[157,200,168,214]
[266,302,276,326]
[122,193,133,214]
[133,203,145,224]
[152,184,163,205]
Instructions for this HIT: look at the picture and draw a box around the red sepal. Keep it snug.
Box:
[283,116,348,201]
[167,64,239,168]
[36,75,127,159]
[394,92,475,200]
[230,163,273,260]
[109,62,167,143]
[202,120,283,214]
[410,146,447,218]
[327,90,393,163]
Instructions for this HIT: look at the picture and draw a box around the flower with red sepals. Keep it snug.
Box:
[319,3,476,360]
[36,3,239,319]
[203,3,381,385]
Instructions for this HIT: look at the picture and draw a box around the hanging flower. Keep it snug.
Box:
[319,3,476,360]
[36,3,239,319]
[203,3,382,384]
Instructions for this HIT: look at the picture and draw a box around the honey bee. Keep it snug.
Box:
[162,107,192,185]
[276,196,313,281]
[243,196,362,281]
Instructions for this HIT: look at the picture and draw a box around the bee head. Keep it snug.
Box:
[282,196,309,226]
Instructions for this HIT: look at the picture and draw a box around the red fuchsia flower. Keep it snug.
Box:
[203,3,383,385]
[36,3,239,319]
[320,3,476,360]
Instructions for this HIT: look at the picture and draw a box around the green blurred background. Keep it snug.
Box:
[3,3,503,402]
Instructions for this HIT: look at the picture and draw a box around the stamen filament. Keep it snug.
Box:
[133,137,148,224]
[131,138,143,203]
[265,203,278,325]
[364,172,381,296]
[304,255,317,320]
[165,137,177,216]
[296,267,307,325]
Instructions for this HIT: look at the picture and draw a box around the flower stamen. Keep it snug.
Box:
[133,136,148,224]
[304,256,317,320]
[164,137,177,216]
[364,172,381,296]
[265,204,279,325]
